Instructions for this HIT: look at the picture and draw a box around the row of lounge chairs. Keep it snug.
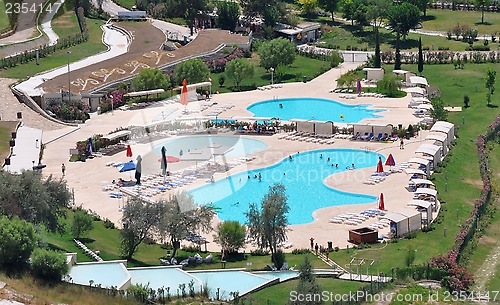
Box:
[257,84,283,90]
[363,173,387,185]
[74,239,103,262]
[278,132,335,144]
[367,219,391,230]
[329,212,371,225]
[351,132,396,141]
[204,103,234,116]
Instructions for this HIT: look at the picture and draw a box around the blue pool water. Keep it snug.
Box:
[189,149,381,224]
[247,97,382,122]
[68,262,130,289]
[152,135,267,158]
[129,267,201,291]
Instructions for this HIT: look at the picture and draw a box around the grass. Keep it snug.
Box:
[0,18,106,79]
[51,0,80,38]
[210,55,330,93]
[0,0,9,31]
[113,0,136,10]
[0,122,17,162]
[247,277,366,304]
[421,9,500,36]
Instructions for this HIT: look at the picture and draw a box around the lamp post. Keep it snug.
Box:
[67,50,71,102]
[270,67,274,85]
[208,77,212,97]
[110,94,114,115]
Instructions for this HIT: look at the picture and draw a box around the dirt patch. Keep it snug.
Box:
[463,178,483,188]
[39,23,249,94]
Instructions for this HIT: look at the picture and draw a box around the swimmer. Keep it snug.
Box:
[331,164,334,167]
[327,157,330,162]
[320,154,323,159]
[336,164,338,168]
[289,155,292,161]
[239,178,242,182]
[258,173,262,181]
[352,163,355,169]
[279,103,283,108]
[254,174,258,179]
[248,175,250,179]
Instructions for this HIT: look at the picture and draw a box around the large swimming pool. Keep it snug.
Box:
[247,97,382,122]
[189,149,381,224]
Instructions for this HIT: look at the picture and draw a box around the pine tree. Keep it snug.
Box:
[418,37,424,75]
[291,255,323,305]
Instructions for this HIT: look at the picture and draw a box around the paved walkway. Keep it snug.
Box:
[3,125,43,173]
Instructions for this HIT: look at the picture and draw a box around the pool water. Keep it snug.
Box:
[152,135,267,158]
[129,267,201,292]
[247,97,382,122]
[67,261,130,289]
[189,149,381,224]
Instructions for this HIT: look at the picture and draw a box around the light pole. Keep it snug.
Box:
[270,67,274,85]
[67,50,71,102]
[208,77,212,97]
[110,94,114,115]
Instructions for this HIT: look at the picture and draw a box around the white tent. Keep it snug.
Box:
[404,168,428,178]
[417,104,433,110]
[408,157,431,175]
[405,87,426,96]
[415,187,437,197]
[416,144,442,167]
[102,130,131,140]
[409,76,429,87]
[426,132,449,155]
[410,178,435,186]
[362,67,384,81]
[407,200,434,223]
[431,121,455,145]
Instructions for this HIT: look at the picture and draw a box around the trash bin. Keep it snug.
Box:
[303,76,307,83]
[405,132,410,140]
[327,241,333,250]
[17,112,22,119]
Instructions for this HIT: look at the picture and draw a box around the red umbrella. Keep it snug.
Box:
[126,145,133,158]
[385,154,396,170]
[356,78,362,94]
[376,157,384,173]
[158,156,180,163]
[379,193,385,210]
[180,79,188,106]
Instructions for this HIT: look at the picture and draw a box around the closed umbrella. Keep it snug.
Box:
[180,79,188,106]
[379,193,385,210]
[385,154,396,170]
[87,137,93,157]
[160,146,168,178]
[356,78,362,95]
[126,145,133,158]
[376,156,384,173]
[135,155,142,185]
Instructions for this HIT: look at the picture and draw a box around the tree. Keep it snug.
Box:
[341,0,369,28]
[179,0,208,36]
[376,74,402,97]
[403,0,430,16]
[120,196,164,259]
[291,255,322,305]
[485,67,496,106]
[394,23,402,70]
[175,59,210,85]
[0,216,40,267]
[240,0,284,26]
[217,1,240,31]
[30,249,69,282]
[318,0,340,21]
[418,37,424,75]
[430,98,448,121]
[473,0,491,24]
[225,58,255,91]
[157,192,215,258]
[71,210,94,239]
[0,171,70,233]
[213,221,246,253]
[245,184,289,267]
[297,0,318,17]
[387,3,421,40]
[132,68,169,91]
[258,38,296,71]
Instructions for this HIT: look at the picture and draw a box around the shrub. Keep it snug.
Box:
[30,249,69,282]
[273,249,286,269]
[0,216,40,267]
[291,248,310,255]
[71,210,94,238]
[47,100,90,122]
[250,248,269,256]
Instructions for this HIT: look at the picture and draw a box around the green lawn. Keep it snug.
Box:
[421,9,500,36]
[113,0,136,10]
[248,277,366,304]
[0,0,9,31]
[0,18,106,79]
[211,55,330,93]
[0,122,18,162]
[51,0,80,38]
[319,22,473,52]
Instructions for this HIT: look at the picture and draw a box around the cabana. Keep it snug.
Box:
[102,130,131,140]
[291,119,315,134]
[362,68,384,82]
[404,168,428,179]
[409,178,436,191]
[414,188,438,202]
[407,200,434,224]
[124,89,165,98]
[352,123,393,139]
[393,69,414,85]
[408,97,431,108]
[383,209,422,238]
[314,121,336,136]
[408,157,431,175]
[415,144,442,167]
[426,132,449,155]
[430,121,455,145]
[409,76,429,89]
[405,87,427,97]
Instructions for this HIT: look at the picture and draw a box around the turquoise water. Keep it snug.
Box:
[129,267,201,291]
[247,97,382,122]
[189,270,272,300]
[152,135,267,158]
[254,271,299,281]
[189,149,381,224]
[68,262,129,288]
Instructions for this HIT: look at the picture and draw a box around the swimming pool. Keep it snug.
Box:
[129,267,201,292]
[67,261,130,289]
[189,149,381,224]
[247,97,382,122]
[152,135,268,159]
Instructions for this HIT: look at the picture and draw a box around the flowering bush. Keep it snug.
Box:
[100,89,126,113]
[429,255,474,292]
[205,48,245,73]
[47,100,90,122]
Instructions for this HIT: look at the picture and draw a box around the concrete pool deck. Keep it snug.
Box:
[40,62,426,251]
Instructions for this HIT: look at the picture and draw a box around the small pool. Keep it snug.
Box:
[189,270,273,300]
[67,261,130,289]
[152,135,267,159]
[247,97,382,122]
[189,149,381,224]
[129,267,201,292]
